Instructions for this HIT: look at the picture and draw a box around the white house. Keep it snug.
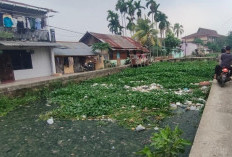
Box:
[0,0,60,83]
[181,42,198,57]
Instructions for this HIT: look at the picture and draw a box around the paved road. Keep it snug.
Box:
[190,80,232,157]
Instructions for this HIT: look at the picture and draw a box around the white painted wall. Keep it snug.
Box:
[181,43,198,56]
[14,48,52,80]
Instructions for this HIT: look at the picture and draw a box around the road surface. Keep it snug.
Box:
[190,80,232,157]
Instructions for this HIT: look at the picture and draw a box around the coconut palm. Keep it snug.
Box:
[134,0,145,19]
[173,23,184,38]
[146,0,160,28]
[132,18,159,48]
[116,0,127,35]
[107,10,123,35]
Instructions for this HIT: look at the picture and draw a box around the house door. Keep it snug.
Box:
[0,53,15,83]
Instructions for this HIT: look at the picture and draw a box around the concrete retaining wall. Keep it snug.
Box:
[166,57,217,62]
[0,65,129,95]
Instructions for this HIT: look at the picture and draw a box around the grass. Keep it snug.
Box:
[0,94,37,117]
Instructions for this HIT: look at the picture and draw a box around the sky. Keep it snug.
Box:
[8,0,232,41]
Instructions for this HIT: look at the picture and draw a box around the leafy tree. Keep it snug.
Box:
[132,18,159,48]
[134,0,145,19]
[173,23,184,38]
[164,33,181,55]
[206,42,220,52]
[216,37,226,49]
[107,10,123,35]
[92,43,111,54]
[226,31,232,47]
[194,38,204,45]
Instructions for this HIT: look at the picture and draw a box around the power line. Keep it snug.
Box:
[47,25,85,35]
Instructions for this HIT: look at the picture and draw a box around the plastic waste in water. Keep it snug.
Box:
[47,117,54,125]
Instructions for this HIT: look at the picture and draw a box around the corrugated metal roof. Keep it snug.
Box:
[88,32,149,53]
[182,28,223,39]
[54,42,96,56]
[0,41,61,47]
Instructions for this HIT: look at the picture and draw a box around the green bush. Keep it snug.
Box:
[138,126,191,157]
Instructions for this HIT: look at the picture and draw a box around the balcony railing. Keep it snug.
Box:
[0,27,50,42]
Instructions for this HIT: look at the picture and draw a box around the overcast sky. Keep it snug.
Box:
[10,0,232,41]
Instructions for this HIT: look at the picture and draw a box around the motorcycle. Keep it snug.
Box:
[217,67,231,87]
[82,62,95,71]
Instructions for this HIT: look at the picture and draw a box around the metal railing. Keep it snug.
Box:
[0,27,50,41]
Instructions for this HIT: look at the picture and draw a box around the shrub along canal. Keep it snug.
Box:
[0,61,216,157]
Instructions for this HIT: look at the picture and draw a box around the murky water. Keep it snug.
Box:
[0,102,200,157]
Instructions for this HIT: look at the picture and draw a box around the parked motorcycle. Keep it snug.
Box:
[217,67,231,87]
[82,62,95,71]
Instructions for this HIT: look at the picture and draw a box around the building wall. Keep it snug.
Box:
[14,48,52,80]
[181,43,198,56]
[185,36,211,44]
[112,51,130,60]
[172,51,184,58]
[95,55,104,70]
[110,59,126,66]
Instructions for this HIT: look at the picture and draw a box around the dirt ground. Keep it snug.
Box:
[0,101,201,157]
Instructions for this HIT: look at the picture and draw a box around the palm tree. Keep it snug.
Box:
[156,12,168,38]
[127,0,135,18]
[146,0,160,28]
[132,18,159,48]
[165,21,172,37]
[134,0,145,19]
[126,16,136,35]
[173,23,184,38]
[107,10,123,35]
[116,0,127,35]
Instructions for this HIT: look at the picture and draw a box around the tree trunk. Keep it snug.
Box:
[124,14,127,36]
[121,13,124,36]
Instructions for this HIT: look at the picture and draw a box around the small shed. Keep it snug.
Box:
[53,42,97,74]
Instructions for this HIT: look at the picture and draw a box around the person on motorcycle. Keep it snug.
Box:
[215,46,232,79]
[219,48,226,65]
[214,48,226,79]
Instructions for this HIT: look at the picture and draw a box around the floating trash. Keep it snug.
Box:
[47,117,54,125]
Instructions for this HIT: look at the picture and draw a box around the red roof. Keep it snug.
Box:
[182,28,223,39]
[82,32,149,53]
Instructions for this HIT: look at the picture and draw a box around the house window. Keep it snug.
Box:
[127,51,130,57]
[109,51,113,60]
[7,50,33,70]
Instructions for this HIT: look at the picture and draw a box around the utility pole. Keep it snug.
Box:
[185,39,187,58]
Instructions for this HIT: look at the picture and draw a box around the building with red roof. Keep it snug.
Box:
[80,32,149,66]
